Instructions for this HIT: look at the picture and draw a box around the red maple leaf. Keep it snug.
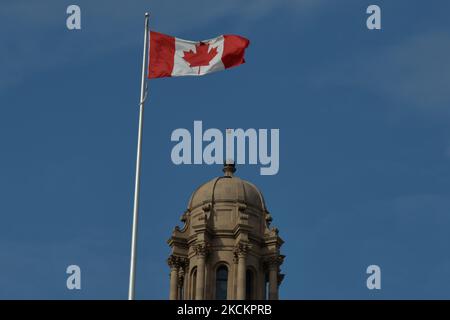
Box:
[183,42,218,73]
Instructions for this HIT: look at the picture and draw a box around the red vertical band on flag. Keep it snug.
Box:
[148,31,175,79]
[222,35,250,69]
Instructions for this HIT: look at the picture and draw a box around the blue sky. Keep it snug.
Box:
[1,0,450,299]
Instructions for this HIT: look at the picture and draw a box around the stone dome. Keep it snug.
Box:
[187,163,267,212]
[168,163,285,301]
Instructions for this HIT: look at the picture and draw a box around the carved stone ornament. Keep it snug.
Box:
[264,255,284,269]
[167,255,189,269]
[180,209,189,223]
[233,242,251,259]
[193,243,209,257]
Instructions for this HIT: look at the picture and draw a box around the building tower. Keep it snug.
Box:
[167,163,285,300]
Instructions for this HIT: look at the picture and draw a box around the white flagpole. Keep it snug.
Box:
[128,12,149,301]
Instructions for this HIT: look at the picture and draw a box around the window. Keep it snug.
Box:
[246,269,254,300]
[215,265,228,300]
[191,268,197,300]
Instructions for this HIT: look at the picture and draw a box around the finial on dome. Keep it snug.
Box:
[223,160,236,177]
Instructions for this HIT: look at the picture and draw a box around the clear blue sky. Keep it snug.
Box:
[1,0,450,299]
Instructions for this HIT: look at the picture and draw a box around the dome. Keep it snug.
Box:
[187,163,267,211]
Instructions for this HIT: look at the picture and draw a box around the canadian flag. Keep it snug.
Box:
[148,31,250,78]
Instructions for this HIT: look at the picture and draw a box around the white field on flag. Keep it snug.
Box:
[173,36,225,76]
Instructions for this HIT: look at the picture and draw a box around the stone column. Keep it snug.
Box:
[177,259,187,300]
[194,243,208,300]
[266,255,283,300]
[167,255,179,300]
[268,266,278,300]
[234,243,249,300]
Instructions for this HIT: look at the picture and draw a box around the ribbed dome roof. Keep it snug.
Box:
[187,164,267,211]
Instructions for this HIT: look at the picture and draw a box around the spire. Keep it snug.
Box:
[223,161,236,177]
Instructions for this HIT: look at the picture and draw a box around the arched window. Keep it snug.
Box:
[191,268,197,300]
[246,269,254,300]
[215,265,228,300]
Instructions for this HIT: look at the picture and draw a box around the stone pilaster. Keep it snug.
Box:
[194,243,209,300]
[168,255,189,300]
[264,255,284,300]
[234,242,250,300]
[167,255,179,300]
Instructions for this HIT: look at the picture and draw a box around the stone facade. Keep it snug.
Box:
[167,163,285,300]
